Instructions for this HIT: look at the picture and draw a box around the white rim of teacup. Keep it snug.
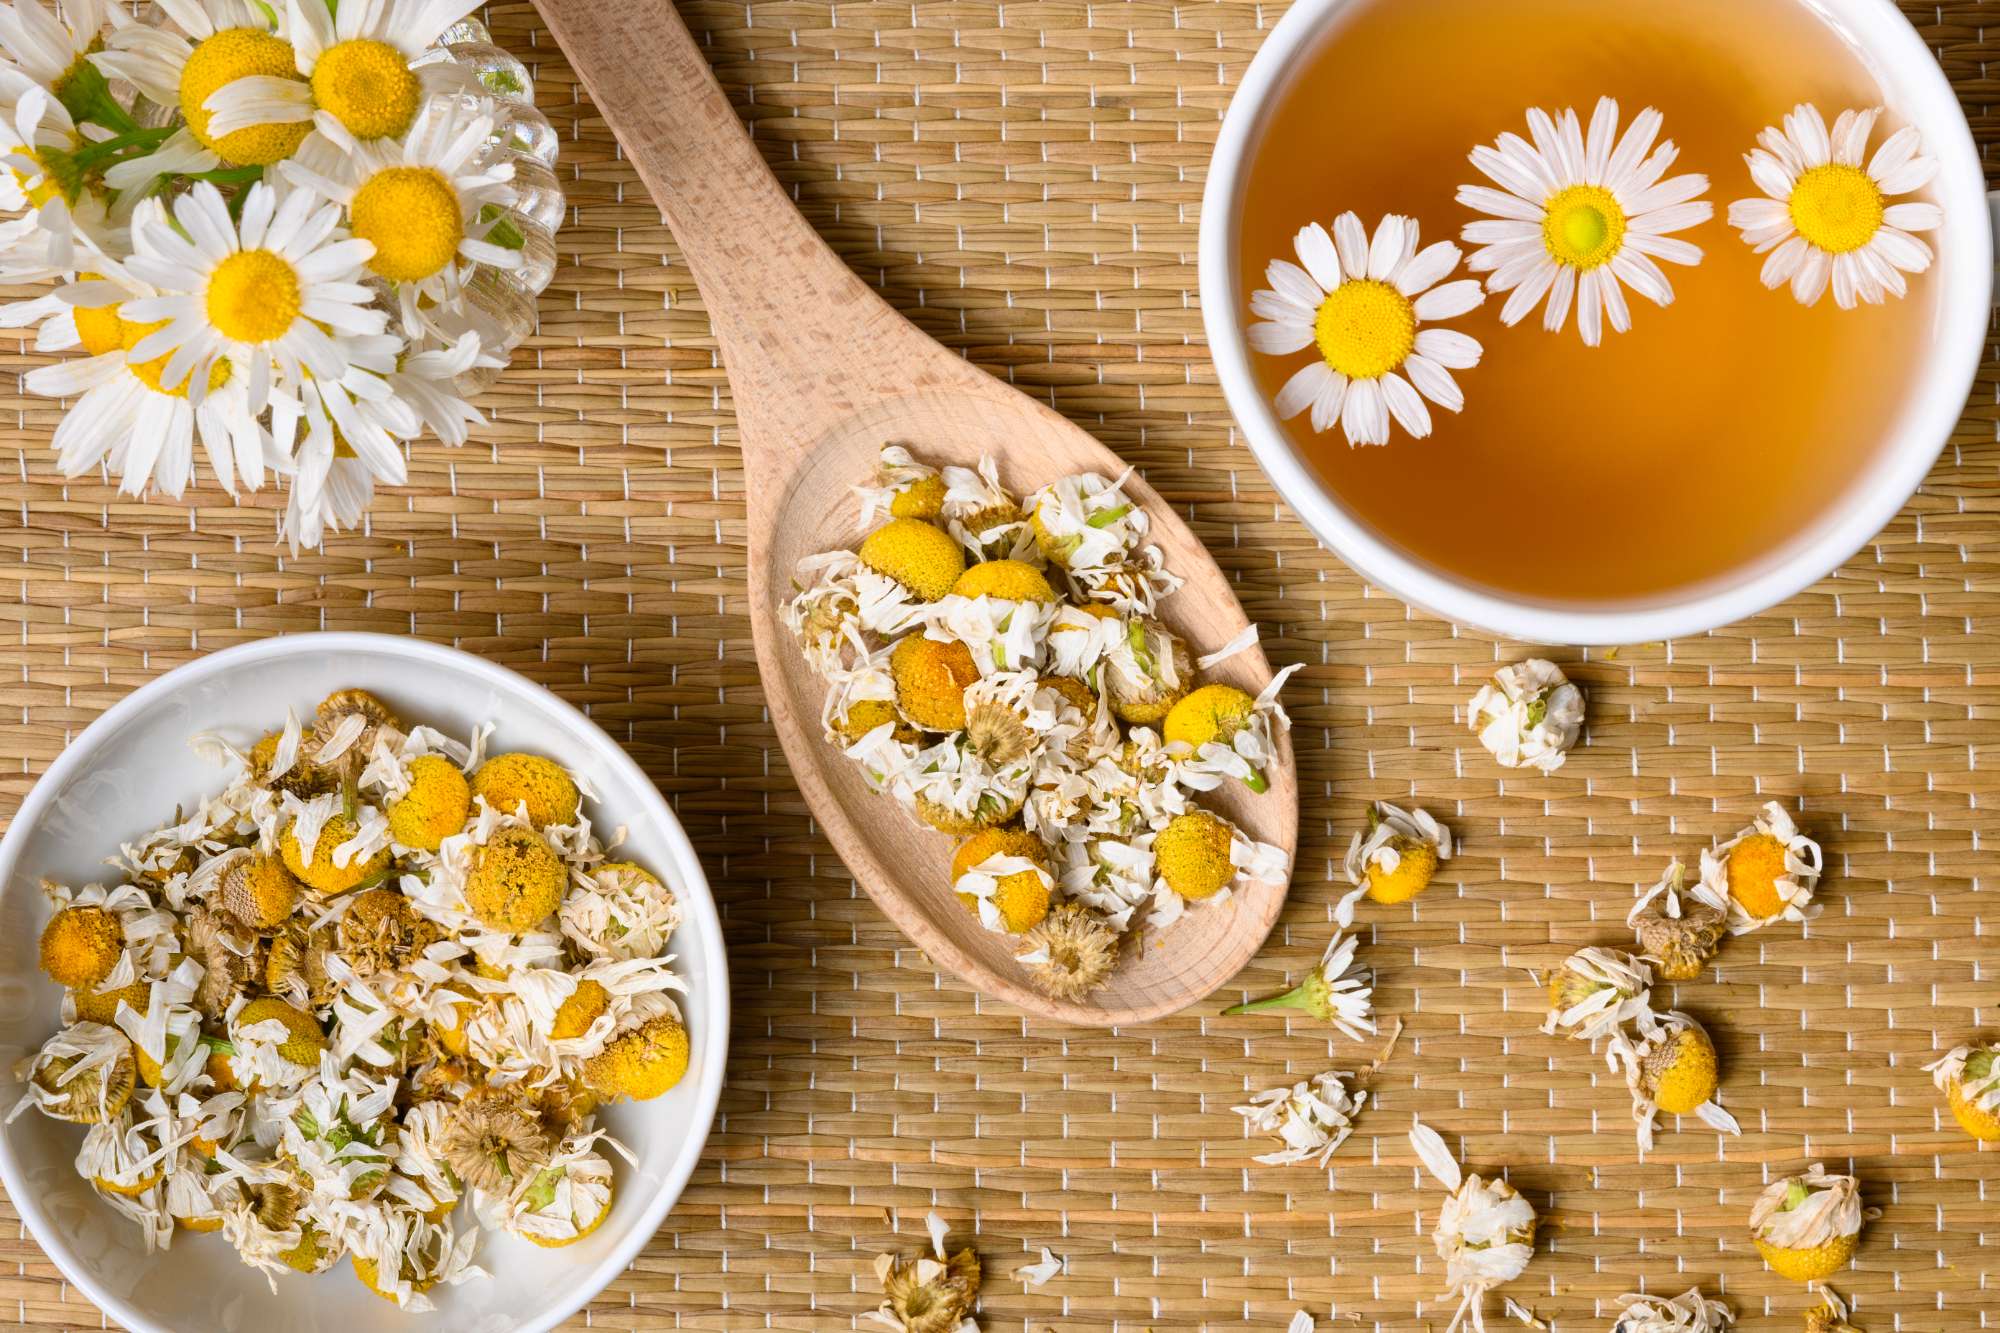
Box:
[0,632,730,1333]
[1199,0,1994,646]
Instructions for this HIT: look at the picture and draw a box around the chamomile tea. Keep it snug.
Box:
[1234,0,1940,604]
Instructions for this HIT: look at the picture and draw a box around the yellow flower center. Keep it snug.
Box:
[205,248,302,344]
[310,39,422,141]
[1542,184,1627,270]
[1787,163,1884,255]
[1311,278,1415,381]
[179,28,311,166]
[72,273,123,356]
[349,167,464,282]
[119,317,230,396]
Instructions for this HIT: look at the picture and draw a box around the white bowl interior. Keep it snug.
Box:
[1198,0,1994,644]
[0,634,727,1333]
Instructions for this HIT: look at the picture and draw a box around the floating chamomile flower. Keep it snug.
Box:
[1923,1041,2000,1142]
[1459,98,1711,345]
[1409,1117,1538,1333]
[856,443,946,525]
[1608,1288,1735,1333]
[1224,930,1374,1041]
[1542,946,1652,1042]
[1605,1009,1740,1150]
[1727,104,1941,308]
[1748,1164,1871,1283]
[120,179,387,407]
[1467,658,1584,773]
[1337,801,1453,926]
[1249,211,1484,447]
[1015,899,1119,1002]
[1691,800,1823,934]
[1627,858,1727,981]
[867,1210,981,1333]
[1233,1068,1366,1168]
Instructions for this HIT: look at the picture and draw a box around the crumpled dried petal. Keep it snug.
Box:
[1748,1165,1868,1250]
[1627,859,1727,981]
[1541,946,1652,1042]
[1233,1069,1366,1167]
[1609,1286,1734,1332]
[1467,658,1584,773]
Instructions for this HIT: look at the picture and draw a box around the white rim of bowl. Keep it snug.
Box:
[1199,0,1994,645]
[0,631,731,1333]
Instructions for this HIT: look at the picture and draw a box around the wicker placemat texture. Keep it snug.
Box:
[1,1,1997,1328]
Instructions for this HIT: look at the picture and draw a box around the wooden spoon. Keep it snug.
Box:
[534,0,1298,1025]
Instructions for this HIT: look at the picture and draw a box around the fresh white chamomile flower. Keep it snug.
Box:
[92,0,308,183]
[1248,211,1484,446]
[1727,104,1941,309]
[387,331,495,445]
[0,0,119,91]
[1459,98,1712,345]
[23,260,267,496]
[1467,657,1584,773]
[280,98,520,332]
[239,0,487,151]
[0,74,104,269]
[119,180,386,413]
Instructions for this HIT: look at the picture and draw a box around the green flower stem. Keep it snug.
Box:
[1240,769,1269,795]
[1223,981,1311,1016]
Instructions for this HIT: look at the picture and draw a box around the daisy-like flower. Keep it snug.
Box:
[1409,1117,1538,1333]
[1541,946,1651,1042]
[1922,1041,2000,1142]
[120,178,388,410]
[1608,1288,1735,1333]
[0,72,103,269]
[279,98,520,336]
[1336,801,1453,926]
[1604,1008,1740,1151]
[1458,98,1712,345]
[1223,930,1374,1040]
[1691,800,1824,935]
[1626,858,1728,982]
[1233,1068,1367,1168]
[1248,211,1484,446]
[1747,1165,1872,1284]
[855,443,944,527]
[940,455,1034,563]
[1014,899,1119,1003]
[866,1211,981,1333]
[1727,104,1941,308]
[201,0,485,154]
[1467,658,1585,773]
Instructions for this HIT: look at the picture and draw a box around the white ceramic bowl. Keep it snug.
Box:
[1199,0,1995,645]
[0,633,729,1333]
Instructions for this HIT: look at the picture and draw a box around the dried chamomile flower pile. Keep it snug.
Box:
[781,444,1296,1002]
[12,690,691,1309]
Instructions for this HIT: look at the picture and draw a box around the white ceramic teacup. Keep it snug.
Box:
[1199,0,1993,646]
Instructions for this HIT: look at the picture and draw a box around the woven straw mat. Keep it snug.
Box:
[1,2,1997,1329]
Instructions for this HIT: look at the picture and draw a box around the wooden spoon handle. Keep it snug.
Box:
[534,0,953,446]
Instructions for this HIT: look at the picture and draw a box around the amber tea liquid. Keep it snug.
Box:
[1234,0,1937,604]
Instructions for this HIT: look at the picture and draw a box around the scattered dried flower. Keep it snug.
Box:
[1609,1286,1734,1332]
[1692,801,1824,934]
[867,1210,981,1333]
[1409,1117,1537,1333]
[1224,931,1375,1040]
[1467,658,1584,773]
[1627,859,1727,981]
[1234,1069,1367,1167]
[1605,1009,1741,1150]
[1542,947,1652,1042]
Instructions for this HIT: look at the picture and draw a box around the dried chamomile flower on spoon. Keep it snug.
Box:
[867,1211,981,1333]
[1605,1009,1741,1149]
[1408,1117,1537,1333]
[1542,947,1652,1042]
[1692,801,1824,934]
[1467,658,1584,773]
[1336,801,1454,927]
[1748,1164,1873,1283]
[1627,859,1727,981]
[1223,930,1375,1040]
[1923,1040,2000,1141]
[1607,1287,1734,1332]
[855,444,948,525]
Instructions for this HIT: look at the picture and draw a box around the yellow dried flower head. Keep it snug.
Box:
[859,517,965,601]
[951,828,1052,934]
[265,919,338,1012]
[69,976,151,1026]
[891,635,980,733]
[250,729,333,798]
[1163,683,1255,750]
[1018,901,1119,1002]
[914,787,1024,837]
[891,473,948,521]
[551,979,610,1041]
[875,1218,982,1333]
[187,903,263,1018]
[220,853,303,929]
[1106,617,1191,726]
[535,1078,601,1136]
[950,559,1058,603]
[1749,1167,1867,1283]
[520,1169,615,1248]
[1644,1022,1720,1114]
[38,905,124,989]
[280,813,391,895]
[465,826,568,933]
[1155,810,1236,900]
[388,755,472,850]
[1629,862,1728,981]
[583,1011,691,1101]
[1726,832,1791,921]
[833,698,918,746]
[235,997,327,1068]
[31,1044,136,1124]
[470,752,581,828]
[336,887,441,978]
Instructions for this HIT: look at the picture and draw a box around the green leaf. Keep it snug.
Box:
[522,1165,563,1212]
[476,204,527,251]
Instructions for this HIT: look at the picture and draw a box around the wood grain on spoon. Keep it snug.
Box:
[534,0,1298,1025]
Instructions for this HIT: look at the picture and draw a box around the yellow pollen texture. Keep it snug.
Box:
[1788,163,1884,254]
[350,167,464,282]
[120,317,230,396]
[311,39,421,141]
[1542,184,1628,270]
[179,28,310,165]
[72,277,123,357]
[1312,278,1415,381]
[1726,832,1788,919]
[205,249,302,344]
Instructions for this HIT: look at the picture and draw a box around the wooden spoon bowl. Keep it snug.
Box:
[536,0,1297,1025]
